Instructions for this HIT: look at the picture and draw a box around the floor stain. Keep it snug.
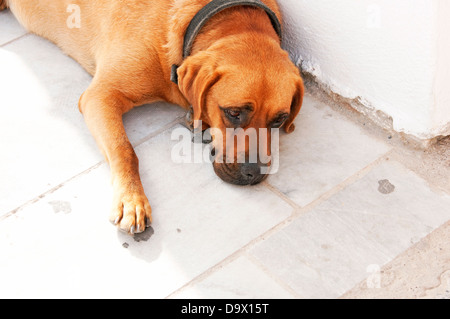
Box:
[133,226,155,243]
[378,179,395,194]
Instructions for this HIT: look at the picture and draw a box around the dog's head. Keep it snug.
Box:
[178,34,304,185]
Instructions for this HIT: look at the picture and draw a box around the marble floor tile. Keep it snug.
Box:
[170,256,295,299]
[251,160,450,298]
[267,95,392,207]
[0,10,27,46]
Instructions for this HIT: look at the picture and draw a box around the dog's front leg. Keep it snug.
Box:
[0,0,7,11]
[79,85,152,235]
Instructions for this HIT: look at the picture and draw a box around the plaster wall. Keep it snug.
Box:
[278,0,450,139]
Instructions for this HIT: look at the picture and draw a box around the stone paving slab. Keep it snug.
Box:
[170,256,296,299]
[251,160,450,298]
[268,96,392,207]
[0,10,27,45]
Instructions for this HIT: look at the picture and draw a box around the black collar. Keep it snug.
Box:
[171,0,283,84]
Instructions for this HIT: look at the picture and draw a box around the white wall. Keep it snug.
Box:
[279,0,450,139]
[434,0,450,137]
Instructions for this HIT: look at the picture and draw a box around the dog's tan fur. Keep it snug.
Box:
[3,0,304,234]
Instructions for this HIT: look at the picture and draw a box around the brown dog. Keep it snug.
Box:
[3,0,304,235]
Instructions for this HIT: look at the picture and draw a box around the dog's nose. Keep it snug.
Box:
[239,162,266,185]
[212,161,269,186]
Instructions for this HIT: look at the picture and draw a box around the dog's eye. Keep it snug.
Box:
[225,109,241,120]
[271,114,289,128]
[220,106,253,127]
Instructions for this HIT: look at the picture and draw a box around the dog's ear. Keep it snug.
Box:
[177,52,221,129]
[284,78,304,134]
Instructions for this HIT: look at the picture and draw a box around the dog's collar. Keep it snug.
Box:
[171,0,282,85]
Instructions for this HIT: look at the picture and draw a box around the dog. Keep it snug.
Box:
[3,0,304,235]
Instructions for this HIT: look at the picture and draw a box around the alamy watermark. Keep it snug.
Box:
[67,4,81,29]
[171,121,280,175]
[366,264,381,289]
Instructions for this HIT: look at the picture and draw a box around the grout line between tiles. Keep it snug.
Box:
[1,116,185,221]
[0,32,30,48]
[245,252,305,299]
[290,149,395,220]
[0,162,104,221]
[131,116,185,148]
[165,246,245,299]
[167,149,395,298]
[262,181,302,210]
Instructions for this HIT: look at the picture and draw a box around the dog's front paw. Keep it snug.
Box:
[110,186,152,235]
